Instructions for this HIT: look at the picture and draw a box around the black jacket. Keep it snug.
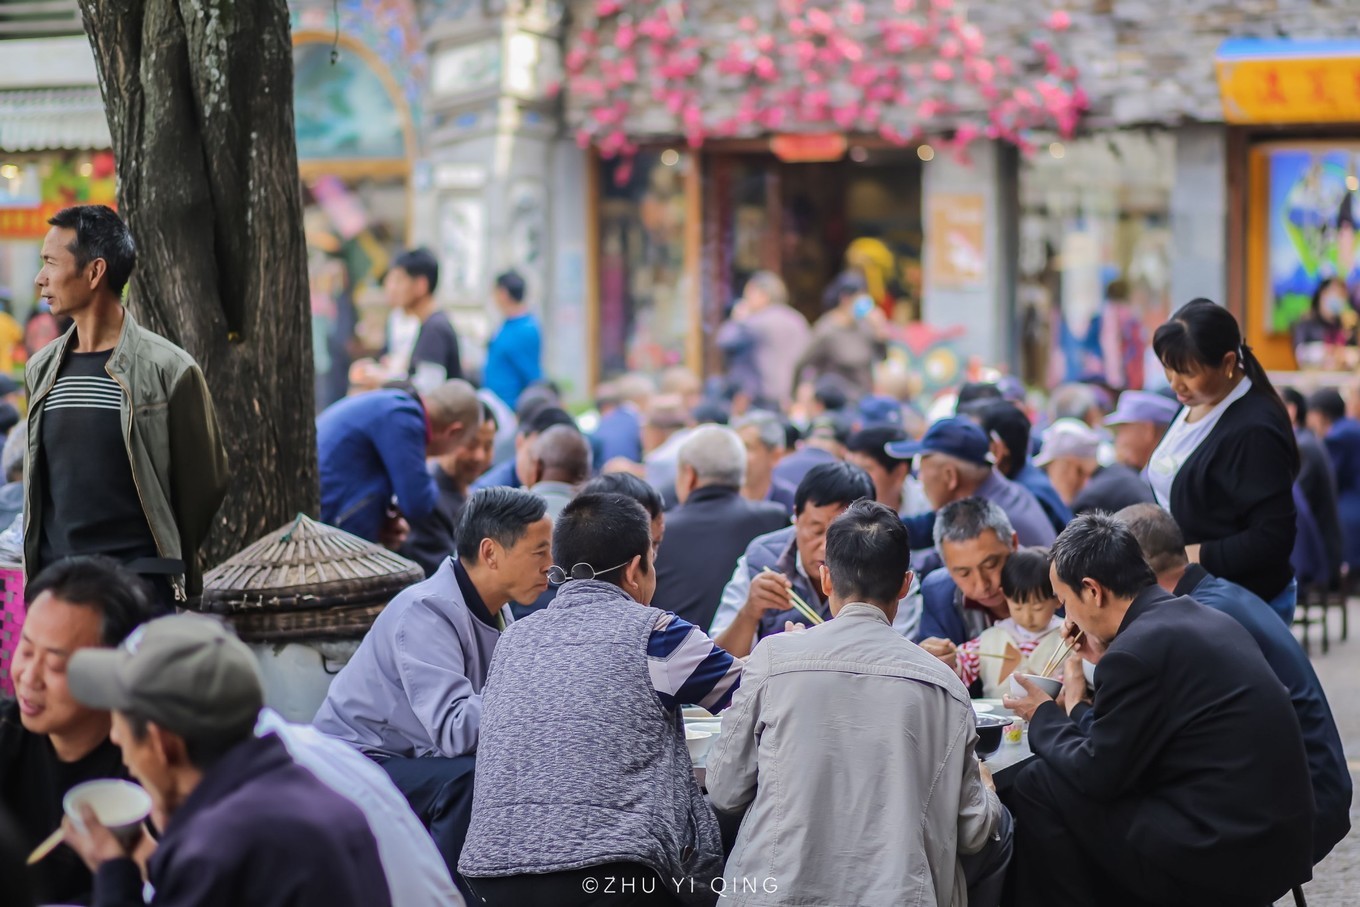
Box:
[1296,427,1344,582]
[1164,391,1297,601]
[652,485,790,630]
[1028,587,1315,903]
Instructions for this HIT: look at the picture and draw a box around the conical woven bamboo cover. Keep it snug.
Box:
[200,514,423,641]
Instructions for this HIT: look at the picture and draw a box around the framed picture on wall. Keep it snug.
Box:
[1247,140,1360,371]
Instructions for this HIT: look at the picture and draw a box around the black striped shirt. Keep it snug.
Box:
[37,349,158,566]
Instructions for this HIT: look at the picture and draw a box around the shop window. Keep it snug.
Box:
[1018,132,1174,391]
[597,151,691,376]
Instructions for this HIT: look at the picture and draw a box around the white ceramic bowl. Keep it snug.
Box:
[63,780,152,847]
[1008,672,1062,699]
[685,727,715,762]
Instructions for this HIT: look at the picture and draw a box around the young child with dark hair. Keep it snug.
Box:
[954,547,1065,697]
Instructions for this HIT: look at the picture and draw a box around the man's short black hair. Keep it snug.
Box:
[496,269,527,303]
[976,401,1032,479]
[1050,512,1157,599]
[47,205,136,296]
[552,493,651,587]
[1000,547,1055,604]
[1281,387,1307,428]
[391,248,439,295]
[1308,388,1346,424]
[957,381,1004,409]
[824,499,910,605]
[25,556,154,646]
[124,711,250,773]
[525,406,576,436]
[455,487,548,563]
[795,461,875,515]
[845,426,909,474]
[581,473,665,520]
[813,374,854,412]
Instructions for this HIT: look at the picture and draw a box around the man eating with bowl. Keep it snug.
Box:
[61,613,392,907]
[1002,514,1315,907]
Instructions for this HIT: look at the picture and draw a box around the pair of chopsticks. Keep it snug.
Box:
[760,567,824,625]
[27,827,63,865]
[1037,628,1084,678]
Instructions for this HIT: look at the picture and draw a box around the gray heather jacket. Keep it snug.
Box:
[707,602,1002,907]
[459,579,723,905]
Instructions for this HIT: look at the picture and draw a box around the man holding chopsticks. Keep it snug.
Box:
[709,462,922,657]
[1002,513,1315,907]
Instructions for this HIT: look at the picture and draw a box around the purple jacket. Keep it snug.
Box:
[94,735,391,907]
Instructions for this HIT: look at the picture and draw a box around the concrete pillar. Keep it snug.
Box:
[419,4,565,383]
[1170,124,1228,307]
[921,140,1017,367]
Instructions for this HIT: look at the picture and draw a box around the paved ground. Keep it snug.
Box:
[1287,600,1359,906]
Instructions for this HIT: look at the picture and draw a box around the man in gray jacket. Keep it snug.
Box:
[314,487,553,895]
[707,500,1012,907]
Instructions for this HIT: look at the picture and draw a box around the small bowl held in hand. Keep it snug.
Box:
[1008,672,1062,700]
[63,779,152,848]
[974,714,1013,757]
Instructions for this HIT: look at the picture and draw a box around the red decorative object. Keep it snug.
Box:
[770,133,849,162]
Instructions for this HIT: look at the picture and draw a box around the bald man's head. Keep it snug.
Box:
[533,425,592,486]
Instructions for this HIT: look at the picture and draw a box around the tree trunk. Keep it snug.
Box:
[78,0,318,568]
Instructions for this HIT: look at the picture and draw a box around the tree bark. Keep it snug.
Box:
[78,0,318,567]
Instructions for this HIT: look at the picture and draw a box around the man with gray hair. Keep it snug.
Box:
[652,425,789,629]
[733,410,797,513]
[914,498,1020,668]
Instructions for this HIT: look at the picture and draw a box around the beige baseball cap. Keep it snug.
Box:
[68,613,263,738]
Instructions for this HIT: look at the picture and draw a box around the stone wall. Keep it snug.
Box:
[561,0,1360,139]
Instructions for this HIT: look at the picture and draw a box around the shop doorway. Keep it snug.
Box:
[703,148,924,348]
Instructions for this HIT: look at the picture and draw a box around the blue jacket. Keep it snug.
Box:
[317,390,434,542]
[471,458,520,491]
[93,735,391,907]
[592,405,643,465]
[484,314,542,408]
[1177,565,1352,863]
[1291,484,1329,601]
[1324,417,1360,568]
[916,568,970,644]
[1015,461,1072,534]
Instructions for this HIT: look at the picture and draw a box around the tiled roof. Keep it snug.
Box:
[0,87,110,152]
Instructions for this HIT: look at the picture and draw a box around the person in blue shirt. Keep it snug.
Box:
[483,270,542,408]
[318,380,481,547]
[1118,503,1351,864]
[974,400,1071,535]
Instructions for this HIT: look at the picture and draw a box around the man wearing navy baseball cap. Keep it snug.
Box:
[887,417,1056,548]
[60,614,392,907]
[1070,390,1177,515]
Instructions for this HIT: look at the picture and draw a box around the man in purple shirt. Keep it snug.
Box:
[61,614,392,907]
[887,417,1056,548]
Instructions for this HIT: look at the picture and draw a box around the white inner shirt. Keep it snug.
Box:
[1146,376,1252,509]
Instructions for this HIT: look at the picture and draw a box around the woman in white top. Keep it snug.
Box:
[1146,300,1300,618]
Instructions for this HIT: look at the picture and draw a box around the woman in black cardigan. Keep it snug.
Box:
[1147,300,1300,619]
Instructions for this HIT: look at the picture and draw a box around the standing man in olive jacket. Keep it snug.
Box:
[25,206,228,611]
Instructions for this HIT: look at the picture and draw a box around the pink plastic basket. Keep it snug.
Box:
[0,565,25,697]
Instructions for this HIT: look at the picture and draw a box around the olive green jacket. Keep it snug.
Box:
[24,311,229,598]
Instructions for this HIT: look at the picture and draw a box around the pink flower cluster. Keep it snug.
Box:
[566,1,1087,180]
